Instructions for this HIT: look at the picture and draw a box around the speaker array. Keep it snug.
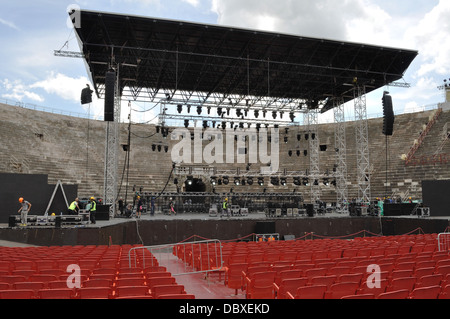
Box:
[382,91,394,136]
[104,71,116,122]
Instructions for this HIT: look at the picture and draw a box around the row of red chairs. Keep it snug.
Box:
[0,284,194,299]
[285,283,450,299]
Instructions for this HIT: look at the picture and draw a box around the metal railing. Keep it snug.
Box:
[128,239,223,276]
[437,233,450,252]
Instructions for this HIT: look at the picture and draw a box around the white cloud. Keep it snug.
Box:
[182,0,200,7]
[30,72,91,102]
[1,79,44,103]
[0,17,19,30]
[406,0,450,76]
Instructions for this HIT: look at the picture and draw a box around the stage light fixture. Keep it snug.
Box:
[297,134,301,141]
[187,105,191,113]
[293,177,301,186]
[272,111,277,119]
[223,176,229,185]
[290,112,295,122]
[258,177,265,186]
[280,178,287,186]
[297,150,301,157]
[323,178,330,186]
[270,177,280,186]
[254,110,259,118]
[184,120,189,128]
[186,176,194,186]
[284,136,288,143]
[177,104,183,113]
[197,106,202,115]
[152,144,156,152]
[157,145,162,152]
[217,107,223,116]
[174,178,179,185]
[247,177,254,185]
[164,146,169,153]
[234,178,241,186]
[302,178,309,186]
[210,177,217,186]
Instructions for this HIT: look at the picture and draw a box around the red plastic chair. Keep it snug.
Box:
[387,277,416,293]
[325,282,359,299]
[0,289,35,299]
[151,285,185,299]
[409,286,441,299]
[246,272,276,299]
[309,276,337,290]
[438,284,450,299]
[13,282,45,292]
[415,274,442,289]
[225,263,248,295]
[290,285,327,299]
[114,286,151,299]
[147,277,176,288]
[377,289,410,299]
[78,287,112,299]
[115,278,146,287]
[38,288,75,299]
[158,294,195,299]
[341,294,375,299]
[273,278,308,299]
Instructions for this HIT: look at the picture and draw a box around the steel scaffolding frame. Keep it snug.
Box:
[334,98,349,213]
[304,109,320,203]
[354,86,371,203]
[103,68,121,218]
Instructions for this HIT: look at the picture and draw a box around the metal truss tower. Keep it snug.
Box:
[354,86,371,203]
[333,98,349,213]
[103,68,121,218]
[304,109,321,203]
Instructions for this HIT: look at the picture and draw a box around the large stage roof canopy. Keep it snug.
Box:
[72,10,418,116]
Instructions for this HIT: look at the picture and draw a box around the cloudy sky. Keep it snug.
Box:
[0,0,449,123]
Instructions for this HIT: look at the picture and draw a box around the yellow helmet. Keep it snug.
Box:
[90,197,95,200]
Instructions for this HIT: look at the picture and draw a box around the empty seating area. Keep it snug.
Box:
[177,233,450,299]
[0,245,193,299]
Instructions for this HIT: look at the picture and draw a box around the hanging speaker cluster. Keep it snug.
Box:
[104,71,116,122]
[382,91,394,136]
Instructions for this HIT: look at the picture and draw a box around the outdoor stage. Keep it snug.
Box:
[0,212,449,247]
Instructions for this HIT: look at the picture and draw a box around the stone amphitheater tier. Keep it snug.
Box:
[0,103,449,203]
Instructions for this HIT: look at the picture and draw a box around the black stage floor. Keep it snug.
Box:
[0,212,449,247]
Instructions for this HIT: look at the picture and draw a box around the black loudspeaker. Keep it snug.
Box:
[81,86,93,105]
[382,91,394,136]
[55,216,62,228]
[255,221,275,234]
[306,204,315,217]
[104,72,116,122]
[8,216,16,227]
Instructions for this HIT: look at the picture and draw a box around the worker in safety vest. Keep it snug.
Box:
[221,198,229,217]
[68,198,80,215]
[89,197,97,224]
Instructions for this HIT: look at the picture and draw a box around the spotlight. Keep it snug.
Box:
[304,150,308,156]
[323,178,330,186]
[258,177,265,186]
[288,150,293,157]
[152,144,156,151]
[247,177,254,185]
[290,112,295,122]
[296,150,301,157]
[280,178,287,186]
[284,136,288,143]
[223,176,229,185]
[234,178,241,186]
[157,145,162,152]
[187,105,191,113]
[293,177,301,186]
[184,120,189,128]
[217,108,223,116]
[164,146,169,153]
[210,176,217,186]
[177,104,183,114]
[297,134,301,141]
[174,178,179,185]
[305,134,309,141]
[272,111,277,119]
[302,178,309,186]
[197,106,202,115]
[270,177,280,186]
[254,110,259,118]
[186,176,194,186]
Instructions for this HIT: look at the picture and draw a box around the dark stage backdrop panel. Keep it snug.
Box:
[0,173,78,224]
[422,180,450,217]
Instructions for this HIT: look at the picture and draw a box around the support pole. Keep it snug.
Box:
[354,85,371,203]
[334,98,349,214]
